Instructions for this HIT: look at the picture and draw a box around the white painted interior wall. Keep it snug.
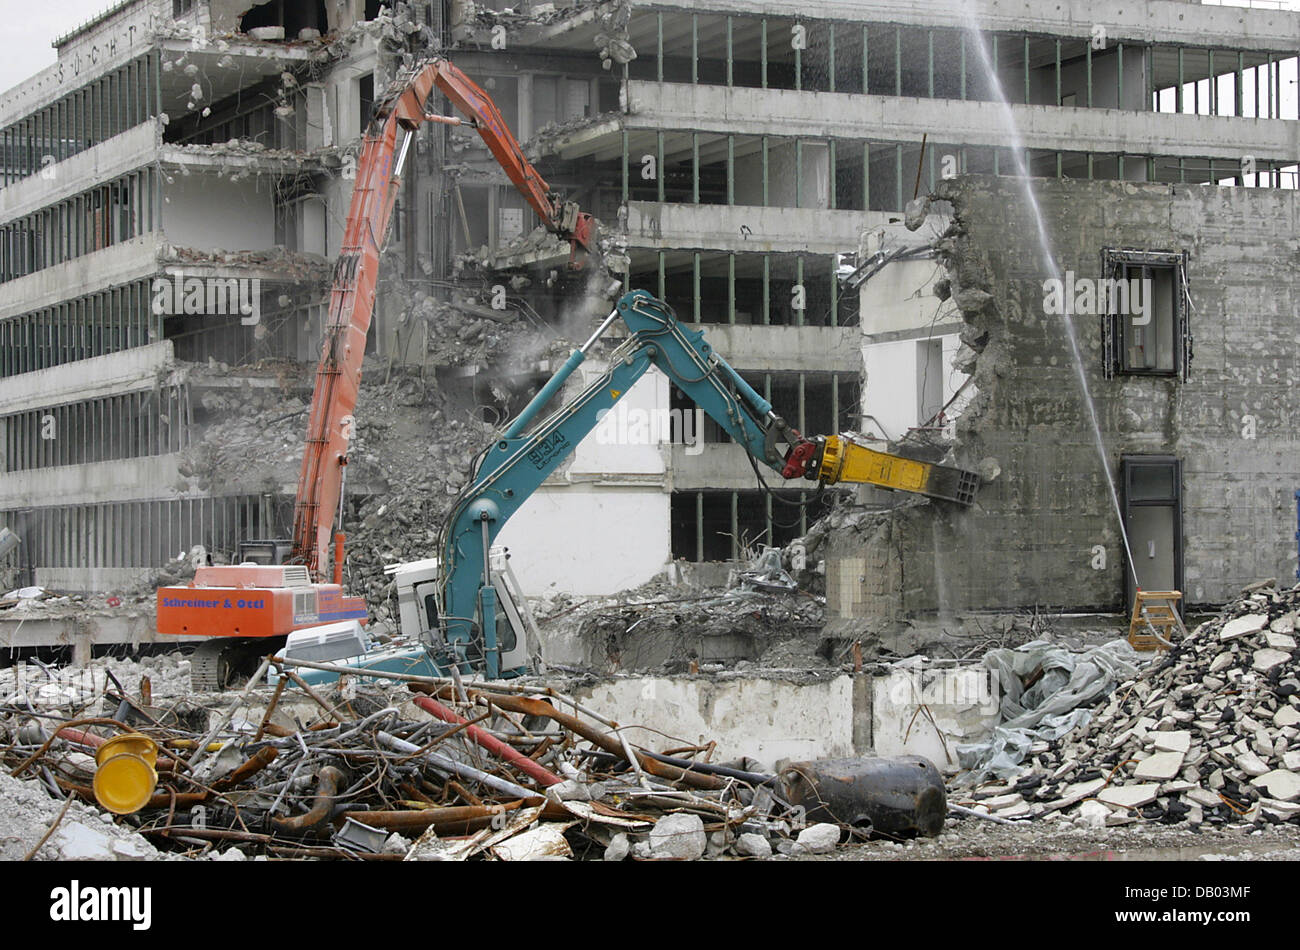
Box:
[497,365,672,595]
[162,174,275,251]
[859,252,971,440]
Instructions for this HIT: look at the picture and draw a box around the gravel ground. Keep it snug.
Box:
[798,816,1300,861]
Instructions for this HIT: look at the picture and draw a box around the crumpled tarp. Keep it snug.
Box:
[954,638,1141,784]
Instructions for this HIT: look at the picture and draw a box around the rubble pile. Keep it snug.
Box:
[957,582,1300,829]
[178,389,310,496]
[172,368,503,613]
[0,654,194,710]
[0,769,165,861]
[0,586,155,613]
[160,244,331,281]
[385,283,571,369]
[567,589,826,674]
[343,378,498,611]
[0,657,933,861]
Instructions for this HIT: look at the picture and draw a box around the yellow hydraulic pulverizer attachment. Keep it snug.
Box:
[814,435,980,505]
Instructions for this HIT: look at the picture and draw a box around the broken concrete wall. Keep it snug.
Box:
[575,673,864,767]
[834,175,1300,618]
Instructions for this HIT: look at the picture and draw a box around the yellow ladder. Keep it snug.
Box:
[1128,590,1187,651]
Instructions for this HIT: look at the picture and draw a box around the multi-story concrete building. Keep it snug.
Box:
[0,0,1296,623]
[0,0,423,599]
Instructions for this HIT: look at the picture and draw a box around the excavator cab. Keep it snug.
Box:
[236,539,293,565]
[387,547,534,676]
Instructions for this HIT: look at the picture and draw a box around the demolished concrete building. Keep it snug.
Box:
[0,0,1298,660]
[843,176,1300,632]
[1,0,1300,871]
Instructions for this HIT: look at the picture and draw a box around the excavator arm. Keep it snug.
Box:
[437,291,980,678]
[291,58,598,580]
[417,57,597,267]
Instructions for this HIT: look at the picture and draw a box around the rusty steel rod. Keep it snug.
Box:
[215,746,279,790]
[271,765,345,832]
[339,801,525,833]
[254,675,290,741]
[469,692,724,791]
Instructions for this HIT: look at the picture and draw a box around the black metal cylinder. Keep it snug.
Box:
[779,755,947,838]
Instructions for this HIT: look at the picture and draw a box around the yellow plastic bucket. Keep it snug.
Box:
[95,733,159,768]
[93,734,159,815]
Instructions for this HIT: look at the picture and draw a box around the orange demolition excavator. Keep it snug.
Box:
[156,59,598,688]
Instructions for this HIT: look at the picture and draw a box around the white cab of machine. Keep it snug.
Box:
[384,546,538,672]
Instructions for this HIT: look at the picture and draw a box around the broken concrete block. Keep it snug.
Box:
[1185,787,1223,809]
[1249,770,1300,802]
[382,834,412,856]
[980,792,1024,809]
[544,779,592,803]
[1264,632,1296,650]
[1252,649,1290,673]
[1207,653,1235,675]
[648,813,706,861]
[1220,615,1268,640]
[1153,731,1191,754]
[1275,707,1300,729]
[1054,777,1106,807]
[1077,800,1110,829]
[1258,797,1300,818]
[603,833,630,862]
[52,823,114,861]
[1133,751,1185,781]
[109,836,155,861]
[795,823,841,855]
[734,833,772,858]
[1097,784,1160,809]
[705,830,730,859]
[1234,751,1271,777]
[995,801,1032,820]
[903,196,931,232]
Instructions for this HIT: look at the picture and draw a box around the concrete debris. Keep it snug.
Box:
[734,832,772,858]
[904,197,931,232]
[954,581,1300,830]
[553,581,826,674]
[734,546,798,593]
[648,813,706,860]
[0,769,164,861]
[3,655,929,861]
[794,822,841,854]
[603,832,630,861]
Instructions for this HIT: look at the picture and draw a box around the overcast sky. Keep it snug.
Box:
[0,0,120,94]
[1,0,1297,95]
